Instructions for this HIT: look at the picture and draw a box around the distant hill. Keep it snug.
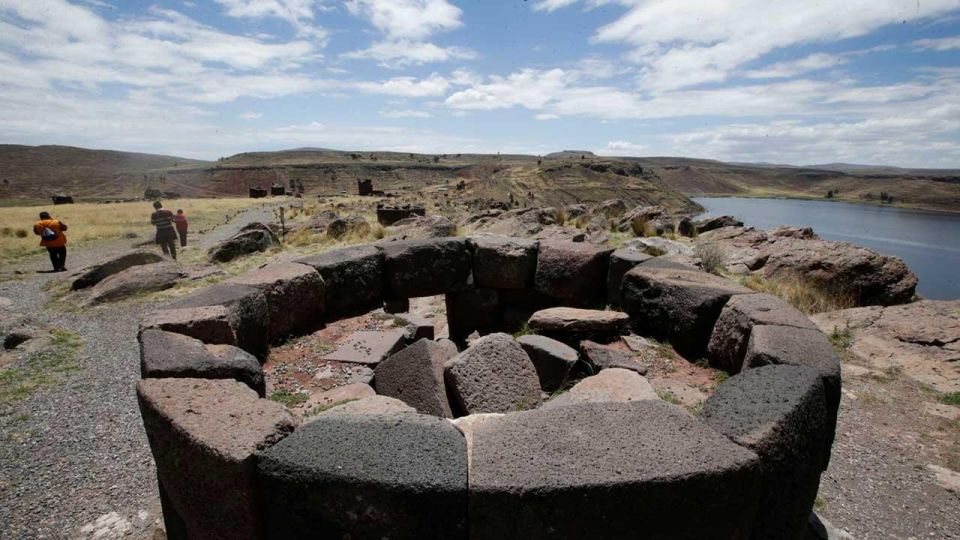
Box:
[0,145,208,203]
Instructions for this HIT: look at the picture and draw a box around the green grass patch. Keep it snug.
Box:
[305,398,358,417]
[269,389,309,408]
[511,323,536,339]
[0,329,83,415]
[657,389,680,405]
[940,392,960,406]
[828,324,854,352]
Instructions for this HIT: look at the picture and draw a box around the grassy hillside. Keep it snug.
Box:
[0,145,209,204]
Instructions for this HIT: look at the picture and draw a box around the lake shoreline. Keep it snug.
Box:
[685,192,960,216]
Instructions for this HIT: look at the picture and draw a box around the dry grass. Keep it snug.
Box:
[738,272,857,315]
[0,198,268,262]
[693,239,726,275]
[629,216,657,237]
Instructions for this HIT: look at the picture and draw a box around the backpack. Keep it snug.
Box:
[41,226,57,241]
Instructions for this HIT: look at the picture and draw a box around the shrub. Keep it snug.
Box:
[693,240,726,275]
[630,216,655,237]
[940,392,960,406]
[828,323,854,351]
[15,228,28,238]
[553,208,568,226]
[739,272,856,315]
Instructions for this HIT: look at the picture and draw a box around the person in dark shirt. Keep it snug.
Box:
[150,201,177,260]
[172,209,189,247]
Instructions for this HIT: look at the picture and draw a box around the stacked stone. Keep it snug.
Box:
[133,234,841,540]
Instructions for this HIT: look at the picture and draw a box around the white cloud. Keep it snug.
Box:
[602,140,647,155]
[744,53,846,79]
[379,109,432,118]
[345,0,462,40]
[542,0,959,90]
[240,112,263,120]
[355,74,451,97]
[215,0,330,41]
[343,40,476,67]
[913,36,960,51]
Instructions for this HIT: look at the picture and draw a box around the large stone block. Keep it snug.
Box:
[542,368,658,409]
[607,248,652,306]
[321,329,408,366]
[137,378,296,540]
[700,365,832,540]
[444,333,542,414]
[743,325,842,427]
[517,334,578,391]
[534,241,614,306]
[469,401,761,539]
[296,245,384,319]
[580,340,649,375]
[445,288,501,341]
[622,266,752,359]
[72,249,164,290]
[708,293,816,374]
[528,307,629,336]
[470,235,538,289]
[163,283,270,360]
[258,413,467,540]
[226,262,324,342]
[374,338,458,418]
[139,329,265,396]
[379,237,473,298]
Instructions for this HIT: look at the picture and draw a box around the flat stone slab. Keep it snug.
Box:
[313,395,416,418]
[444,333,542,414]
[469,401,761,539]
[137,378,296,540]
[375,338,458,417]
[226,261,324,341]
[701,365,831,539]
[321,329,408,366]
[708,293,815,374]
[528,307,629,334]
[86,262,186,305]
[299,383,376,415]
[296,245,384,319]
[471,235,539,289]
[580,340,648,375]
[542,368,658,410]
[139,328,264,396]
[622,266,752,359]
[258,412,467,539]
[517,334,578,391]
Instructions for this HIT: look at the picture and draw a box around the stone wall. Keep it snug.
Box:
[136,234,841,540]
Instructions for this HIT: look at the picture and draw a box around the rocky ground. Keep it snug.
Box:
[0,205,958,539]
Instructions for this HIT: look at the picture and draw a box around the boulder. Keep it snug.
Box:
[374,338,458,418]
[384,215,456,241]
[296,245,384,319]
[625,236,695,257]
[137,378,296,540]
[469,401,761,539]
[299,383,376,414]
[470,235,538,289]
[444,288,500,341]
[707,293,816,374]
[138,329,265,396]
[637,254,702,272]
[542,368,658,409]
[0,312,41,350]
[474,207,557,237]
[71,250,164,290]
[700,365,832,540]
[516,334,578,391]
[226,262,324,341]
[312,395,415,417]
[534,242,613,306]
[380,237,473,299]
[528,307,629,335]
[593,198,628,219]
[533,225,586,243]
[207,224,278,263]
[622,266,752,359]
[769,225,818,240]
[162,283,270,360]
[695,215,743,234]
[607,248,653,306]
[342,215,371,237]
[86,262,186,305]
[300,210,344,236]
[444,333,542,414]
[616,205,669,234]
[321,329,408,366]
[258,413,467,539]
[580,340,648,375]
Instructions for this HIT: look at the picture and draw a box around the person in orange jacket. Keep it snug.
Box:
[33,211,69,272]
[172,209,188,247]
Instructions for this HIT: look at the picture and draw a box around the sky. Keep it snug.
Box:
[0,0,959,166]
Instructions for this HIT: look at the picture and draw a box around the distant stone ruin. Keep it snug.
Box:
[135,235,841,539]
[357,178,373,196]
[249,187,268,198]
[376,203,426,225]
[51,194,74,204]
[270,183,286,196]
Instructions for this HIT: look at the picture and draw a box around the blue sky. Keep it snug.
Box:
[0,0,958,166]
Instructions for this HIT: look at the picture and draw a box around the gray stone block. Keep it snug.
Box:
[375,338,458,418]
[380,237,473,298]
[471,235,538,289]
[139,329,265,396]
[700,365,832,540]
[607,248,652,306]
[445,288,501,341]
[226,262,325,342]
[542,368,658,410]
[296,245,384,319]
[622,266,752,359]
[444,333,542,414]
[534,241,614,307]
[258,413,467,540]
[708,293,816,374]
[164,283,270,360]
[580,340,649,375]
[469,401,761,539]
[516,334,578,391]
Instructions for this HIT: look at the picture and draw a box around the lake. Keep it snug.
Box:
[693,197,960,300]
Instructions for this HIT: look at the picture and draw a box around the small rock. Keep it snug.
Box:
[580,340,648,375]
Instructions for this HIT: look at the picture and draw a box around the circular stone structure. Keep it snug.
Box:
[135,235,841,540]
